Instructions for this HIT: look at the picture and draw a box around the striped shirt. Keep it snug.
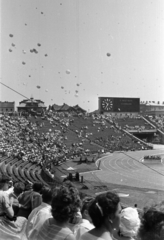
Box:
[36,218,74,240]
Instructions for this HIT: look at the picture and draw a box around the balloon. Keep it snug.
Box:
[9,49,12,52]
[66,69,70,74]
[30,49,33,53]
[45,54,48,57]
[41,12,43,14]
[25,23,27,26]
[107,53,111,57]
[61,86,64,89]
[75,90,78,93]
[37,43,41,47]
[9,34,13,37]
[22,50,26,54]
[29,75,31,77]
[11,43,15,47]
[22,62,26,65]
[77,83,80,86]
[51,99,53,101]
[75,94,78,97]
[37,85,41,89]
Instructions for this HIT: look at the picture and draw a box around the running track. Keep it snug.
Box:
[83,149,164,191]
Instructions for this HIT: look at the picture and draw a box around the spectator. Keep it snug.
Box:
[36,184,82,240]
[113,207,141,240]
[75,197,94,240]
[0,173,27,240]
[80,192,121,240]
[138,202,164,240]
[17,182,43,218]
[25,186,53,240]
[9,182,25,216]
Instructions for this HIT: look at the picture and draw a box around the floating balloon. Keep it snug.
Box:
[22,62,26,65]
[41,12,43,14]
[11,43,15,47]
[75,90,78,93]
[22,50,26,54]
[66,69,70,74]
[37,85,41,89]
[9,49,12,52]
[61,86,64,89]
[9,34,13,37]
[45,54,48,57]
[29,75,31,77]
[107,53,111,57]
[37,43,41,47]
[25,23,27,26]
[77,83,80,86]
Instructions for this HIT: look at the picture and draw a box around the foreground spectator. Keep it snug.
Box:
[138,202,164,240]
[9,182,25,216]
[80,192,121,240]
[36,184,82,240]
[113,207,141,240]
[0,174,27,240]
[75,196,94,240]
[17,182,43,218]
[25,186,53,240]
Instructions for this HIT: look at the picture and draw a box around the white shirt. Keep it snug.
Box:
[75,219,94,240]
[25,202,52,240]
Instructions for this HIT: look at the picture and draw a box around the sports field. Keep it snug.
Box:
[82,149,164,208]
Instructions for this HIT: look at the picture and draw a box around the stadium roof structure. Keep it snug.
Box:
[52,103,86,113]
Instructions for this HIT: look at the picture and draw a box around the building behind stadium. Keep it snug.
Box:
[140,102,164,116]
[0,101,15,113]
[17,97,46,114]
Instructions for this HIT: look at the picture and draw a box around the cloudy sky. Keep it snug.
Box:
[1,0,164,111]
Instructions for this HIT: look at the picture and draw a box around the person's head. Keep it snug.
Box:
[13,182,25,196]
[32,182,43,193]
[88,191,121,231]
[41,186,53,204]
[139,202,164,240]
[81,196,95,221]
[119,207,141,238]
[0,174,11,191]
[51,185,81,224]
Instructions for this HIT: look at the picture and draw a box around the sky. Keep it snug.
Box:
[1,0,164,111]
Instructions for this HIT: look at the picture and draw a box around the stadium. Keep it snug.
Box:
[1,1,164,239]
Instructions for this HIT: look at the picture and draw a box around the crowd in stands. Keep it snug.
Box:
[147,115,164,132]
[0,173,164,240]
[0,111,151,183]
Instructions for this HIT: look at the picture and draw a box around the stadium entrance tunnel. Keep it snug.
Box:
[133,132,156,142]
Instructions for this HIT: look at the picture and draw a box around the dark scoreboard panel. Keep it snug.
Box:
[99,97,140,112]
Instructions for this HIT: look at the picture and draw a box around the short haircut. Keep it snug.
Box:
[139,202,164,240]
[88,191,120,228]
[13,182,25,195]
[32,182,43,192]
[41,186,53,203]
[51,185,81,223]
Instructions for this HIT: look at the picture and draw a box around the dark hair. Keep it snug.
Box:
[88,191,120,228]
[41,186,53,203]
[81,197,95,215]
[51,185,81,223]
[139,202,164,240]
[13,182,25,195]
[0,174,11,189]
[32,182,43,192]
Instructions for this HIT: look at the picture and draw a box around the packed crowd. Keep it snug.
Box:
[0,173,164,240]
[147,115,164,132]
[0,111,150,177]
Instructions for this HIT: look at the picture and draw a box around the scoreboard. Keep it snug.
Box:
[99,97,140,113]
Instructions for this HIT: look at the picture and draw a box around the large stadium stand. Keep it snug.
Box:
[0,112,153,187]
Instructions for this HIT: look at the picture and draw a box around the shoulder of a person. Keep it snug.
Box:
[65,233,75,240]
